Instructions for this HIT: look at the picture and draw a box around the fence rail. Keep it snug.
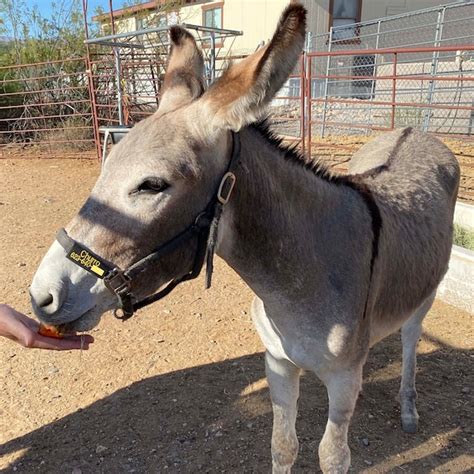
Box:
[302,45,474,144]
[0,57,96,159]
[266,45,474,154]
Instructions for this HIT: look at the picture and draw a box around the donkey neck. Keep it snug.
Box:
[217,124,373,303]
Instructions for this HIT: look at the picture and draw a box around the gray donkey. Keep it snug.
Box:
[30,3,460,472]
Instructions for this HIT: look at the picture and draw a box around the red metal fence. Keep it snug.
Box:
[88,48,166,131]
[248,45,474,163]
[305,45,474,148]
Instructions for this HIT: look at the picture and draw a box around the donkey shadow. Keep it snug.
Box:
[1,333,472,473]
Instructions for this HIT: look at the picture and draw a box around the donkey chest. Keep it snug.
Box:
[250,296,357,371]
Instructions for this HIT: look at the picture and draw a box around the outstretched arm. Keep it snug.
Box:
[0,304,93,350]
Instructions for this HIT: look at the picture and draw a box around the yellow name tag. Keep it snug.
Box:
[66,246,110,279]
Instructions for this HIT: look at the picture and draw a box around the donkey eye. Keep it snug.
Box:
[135,178,169,194]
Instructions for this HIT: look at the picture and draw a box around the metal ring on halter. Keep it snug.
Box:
[217,172,237,205]
[113,308,126,319]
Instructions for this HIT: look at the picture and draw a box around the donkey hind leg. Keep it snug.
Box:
[266,351,301,474]
[318,365,363,474]
[400,290,436,434]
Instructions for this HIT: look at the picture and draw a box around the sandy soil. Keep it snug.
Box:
[0,159,473,474]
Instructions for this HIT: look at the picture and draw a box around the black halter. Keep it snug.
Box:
[56,132,241,321]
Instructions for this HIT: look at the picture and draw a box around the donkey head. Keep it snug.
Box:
[30,3,306,331]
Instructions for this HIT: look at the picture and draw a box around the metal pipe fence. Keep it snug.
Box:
[302,45,474,145]
[1,1,472,197]
[85,23,242,137]
[0,42,472,175]
[265,44,473,202]
[0,57,96,159]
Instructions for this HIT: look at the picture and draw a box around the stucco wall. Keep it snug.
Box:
[181,0,291,55]
[182,0,454,54]
[361,0,452,20]
[99,0,460,54]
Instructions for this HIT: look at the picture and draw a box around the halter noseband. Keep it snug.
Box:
[56,132,241,321]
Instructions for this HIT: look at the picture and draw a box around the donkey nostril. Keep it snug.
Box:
[37,293,54,308]
[30,285,65,317]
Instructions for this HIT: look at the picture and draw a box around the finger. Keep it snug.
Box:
[23,318,40,331]
[62,334,94,344]
[30,334,94,350]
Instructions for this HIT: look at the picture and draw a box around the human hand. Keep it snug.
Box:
[0,304,94,350]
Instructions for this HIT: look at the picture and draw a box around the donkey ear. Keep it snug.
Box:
[197,3,306,131]
[158,26,206,114]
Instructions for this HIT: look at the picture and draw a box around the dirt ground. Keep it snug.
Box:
[0,158,473,474]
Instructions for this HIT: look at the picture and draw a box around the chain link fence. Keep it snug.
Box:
[305,46,474,138]
[310,2,474,52]
[305,1,474,138]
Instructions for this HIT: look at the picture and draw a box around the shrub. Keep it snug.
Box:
[453,224,474,251]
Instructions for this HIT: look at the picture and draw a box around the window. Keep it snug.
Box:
[329,0,362,41]
[203,6,222,29]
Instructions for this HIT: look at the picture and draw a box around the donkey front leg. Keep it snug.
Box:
[318,366,363,474]
[266,351,301,474]
[400,290,436,433]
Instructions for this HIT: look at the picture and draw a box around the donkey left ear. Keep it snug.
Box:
[195,3,306,132]
[158,26,205,114]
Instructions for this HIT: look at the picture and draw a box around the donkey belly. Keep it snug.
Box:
[369,309,416,346]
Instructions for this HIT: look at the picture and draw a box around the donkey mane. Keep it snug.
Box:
[251,119,343,183]
[251,119,413,184]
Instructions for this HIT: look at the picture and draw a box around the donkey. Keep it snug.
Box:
[30,3,459,472]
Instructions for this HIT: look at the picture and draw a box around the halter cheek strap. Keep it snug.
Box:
[55,131,241,321]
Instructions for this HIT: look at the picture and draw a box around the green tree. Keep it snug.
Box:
[0,41,24,131]
[0,0,87,65]
[0,1,94,147]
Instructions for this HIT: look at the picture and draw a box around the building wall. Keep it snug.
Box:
[180,0,290,55]
[299,0,455,39]
[361,0,454,20]
[194,0,450,54]
[103,16,136,34]
[98,0,462,52]
[300,0,330,40]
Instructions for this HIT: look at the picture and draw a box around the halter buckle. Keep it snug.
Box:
[104,268,132,296]
[217,172,236,205]
[104,269,136,321]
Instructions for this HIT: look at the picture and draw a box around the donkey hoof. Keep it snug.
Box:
[401,417,418,434]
